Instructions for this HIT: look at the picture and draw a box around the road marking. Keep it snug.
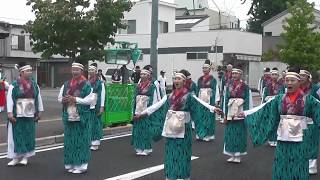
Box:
[0,118,62,127]
[0,133,132,159]
[104,156,199,180]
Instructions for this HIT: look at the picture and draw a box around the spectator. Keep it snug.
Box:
[97,69,106,82]
[131,66,141,84]
[120,65,130,84]
[158,70,167,95]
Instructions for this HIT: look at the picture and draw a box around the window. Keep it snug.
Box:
[11,35,25,50]
[11,35,18,50]
[265,32,272,36]
[187,52,208,60]
[118,20,136,34]
[158,21,168,33]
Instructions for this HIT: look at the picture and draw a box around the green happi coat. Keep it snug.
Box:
[10,80,39,154]
[245,94,320,180]
[262,83,285,142]
[131,83,156,151]
[302,84,320,160]
[90,79,104,143]
[62,81,92,166]
[148,93,206,179]
[223,81,250,155]
[188,81,197,95]
[196,75,217,139]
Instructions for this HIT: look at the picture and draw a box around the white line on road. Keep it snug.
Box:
[104,156,199,180]
[0,118,62,127]
[0,133,132,159]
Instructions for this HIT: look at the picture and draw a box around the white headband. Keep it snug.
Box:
[300,70,312,78]
[19,65,32,72]
[72,63,84,70]
[203,64,211,68]
[232,68,243,74]
[175,73,186,80]
[88,65,97,71]
[141,69,151,75]
[286,72,300,80]
[271,70,279,74]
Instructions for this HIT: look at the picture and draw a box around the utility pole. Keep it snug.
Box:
[150,0,158,79]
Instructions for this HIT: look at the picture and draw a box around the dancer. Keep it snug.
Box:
[242,67,320,180]
[6,62,43,166]
[58,62,94,174]
[136,70,222,180]
[88,63,105,151]
[222,67,252,163]
[195,60,219,141]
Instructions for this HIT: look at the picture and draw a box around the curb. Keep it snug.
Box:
[0,124,132,154]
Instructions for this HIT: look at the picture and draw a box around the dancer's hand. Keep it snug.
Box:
[237,112,245,119]
[7,113,16,124]
[214,108,223,115]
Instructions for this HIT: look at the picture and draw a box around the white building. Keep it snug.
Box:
[95,0,262,88]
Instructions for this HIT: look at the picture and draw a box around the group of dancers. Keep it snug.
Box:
[1,60,320,180]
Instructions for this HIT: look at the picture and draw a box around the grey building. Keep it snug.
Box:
[0,21,70,87]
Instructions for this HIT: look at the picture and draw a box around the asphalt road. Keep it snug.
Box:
[0,123,319,180]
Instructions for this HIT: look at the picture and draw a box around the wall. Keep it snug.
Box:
[123,1,176,34]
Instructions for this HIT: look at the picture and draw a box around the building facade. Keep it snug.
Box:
[95,0,262,88]
[0,21,70,87]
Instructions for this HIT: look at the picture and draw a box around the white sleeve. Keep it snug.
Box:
[57,85,64,103]
[244,96,274,116]
[37,85,44,112]
[260,87,266,104]
[192,94,216,113]
[215,83,220,103]
[6,85,14,113]
[75,89,94,105]
[257,78,262,92]
[152,89,159,104]
[4,81,9,90]
[317,88,320,98]
[100,83,106,107]
[142,95,167,115]
[249,89,253,109]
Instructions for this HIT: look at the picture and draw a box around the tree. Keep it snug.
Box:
[279,0,320,72]
[244,0,297,34]
[26,0,132,63]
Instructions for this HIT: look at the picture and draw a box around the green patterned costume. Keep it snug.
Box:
[61,81,92,166]
[262,82,285,143]
[223,80,250,157]
[245,94,320,180]
[148,93,209,179]
[8,80,40,158]
[196,75,218,140]
[302,84,320,166]
[90,79,104,145]
[131,83,156,152]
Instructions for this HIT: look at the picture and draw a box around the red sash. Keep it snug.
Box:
[0,81,6,107]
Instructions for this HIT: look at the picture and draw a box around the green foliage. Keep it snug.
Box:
[245,0,297,34]
[261,49,280,61]
[279,0,320,72]
[25,0,132,63]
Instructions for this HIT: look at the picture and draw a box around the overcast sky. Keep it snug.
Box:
[1,0,320,26]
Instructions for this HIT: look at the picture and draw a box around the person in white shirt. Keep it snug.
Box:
[158,70,167,96]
